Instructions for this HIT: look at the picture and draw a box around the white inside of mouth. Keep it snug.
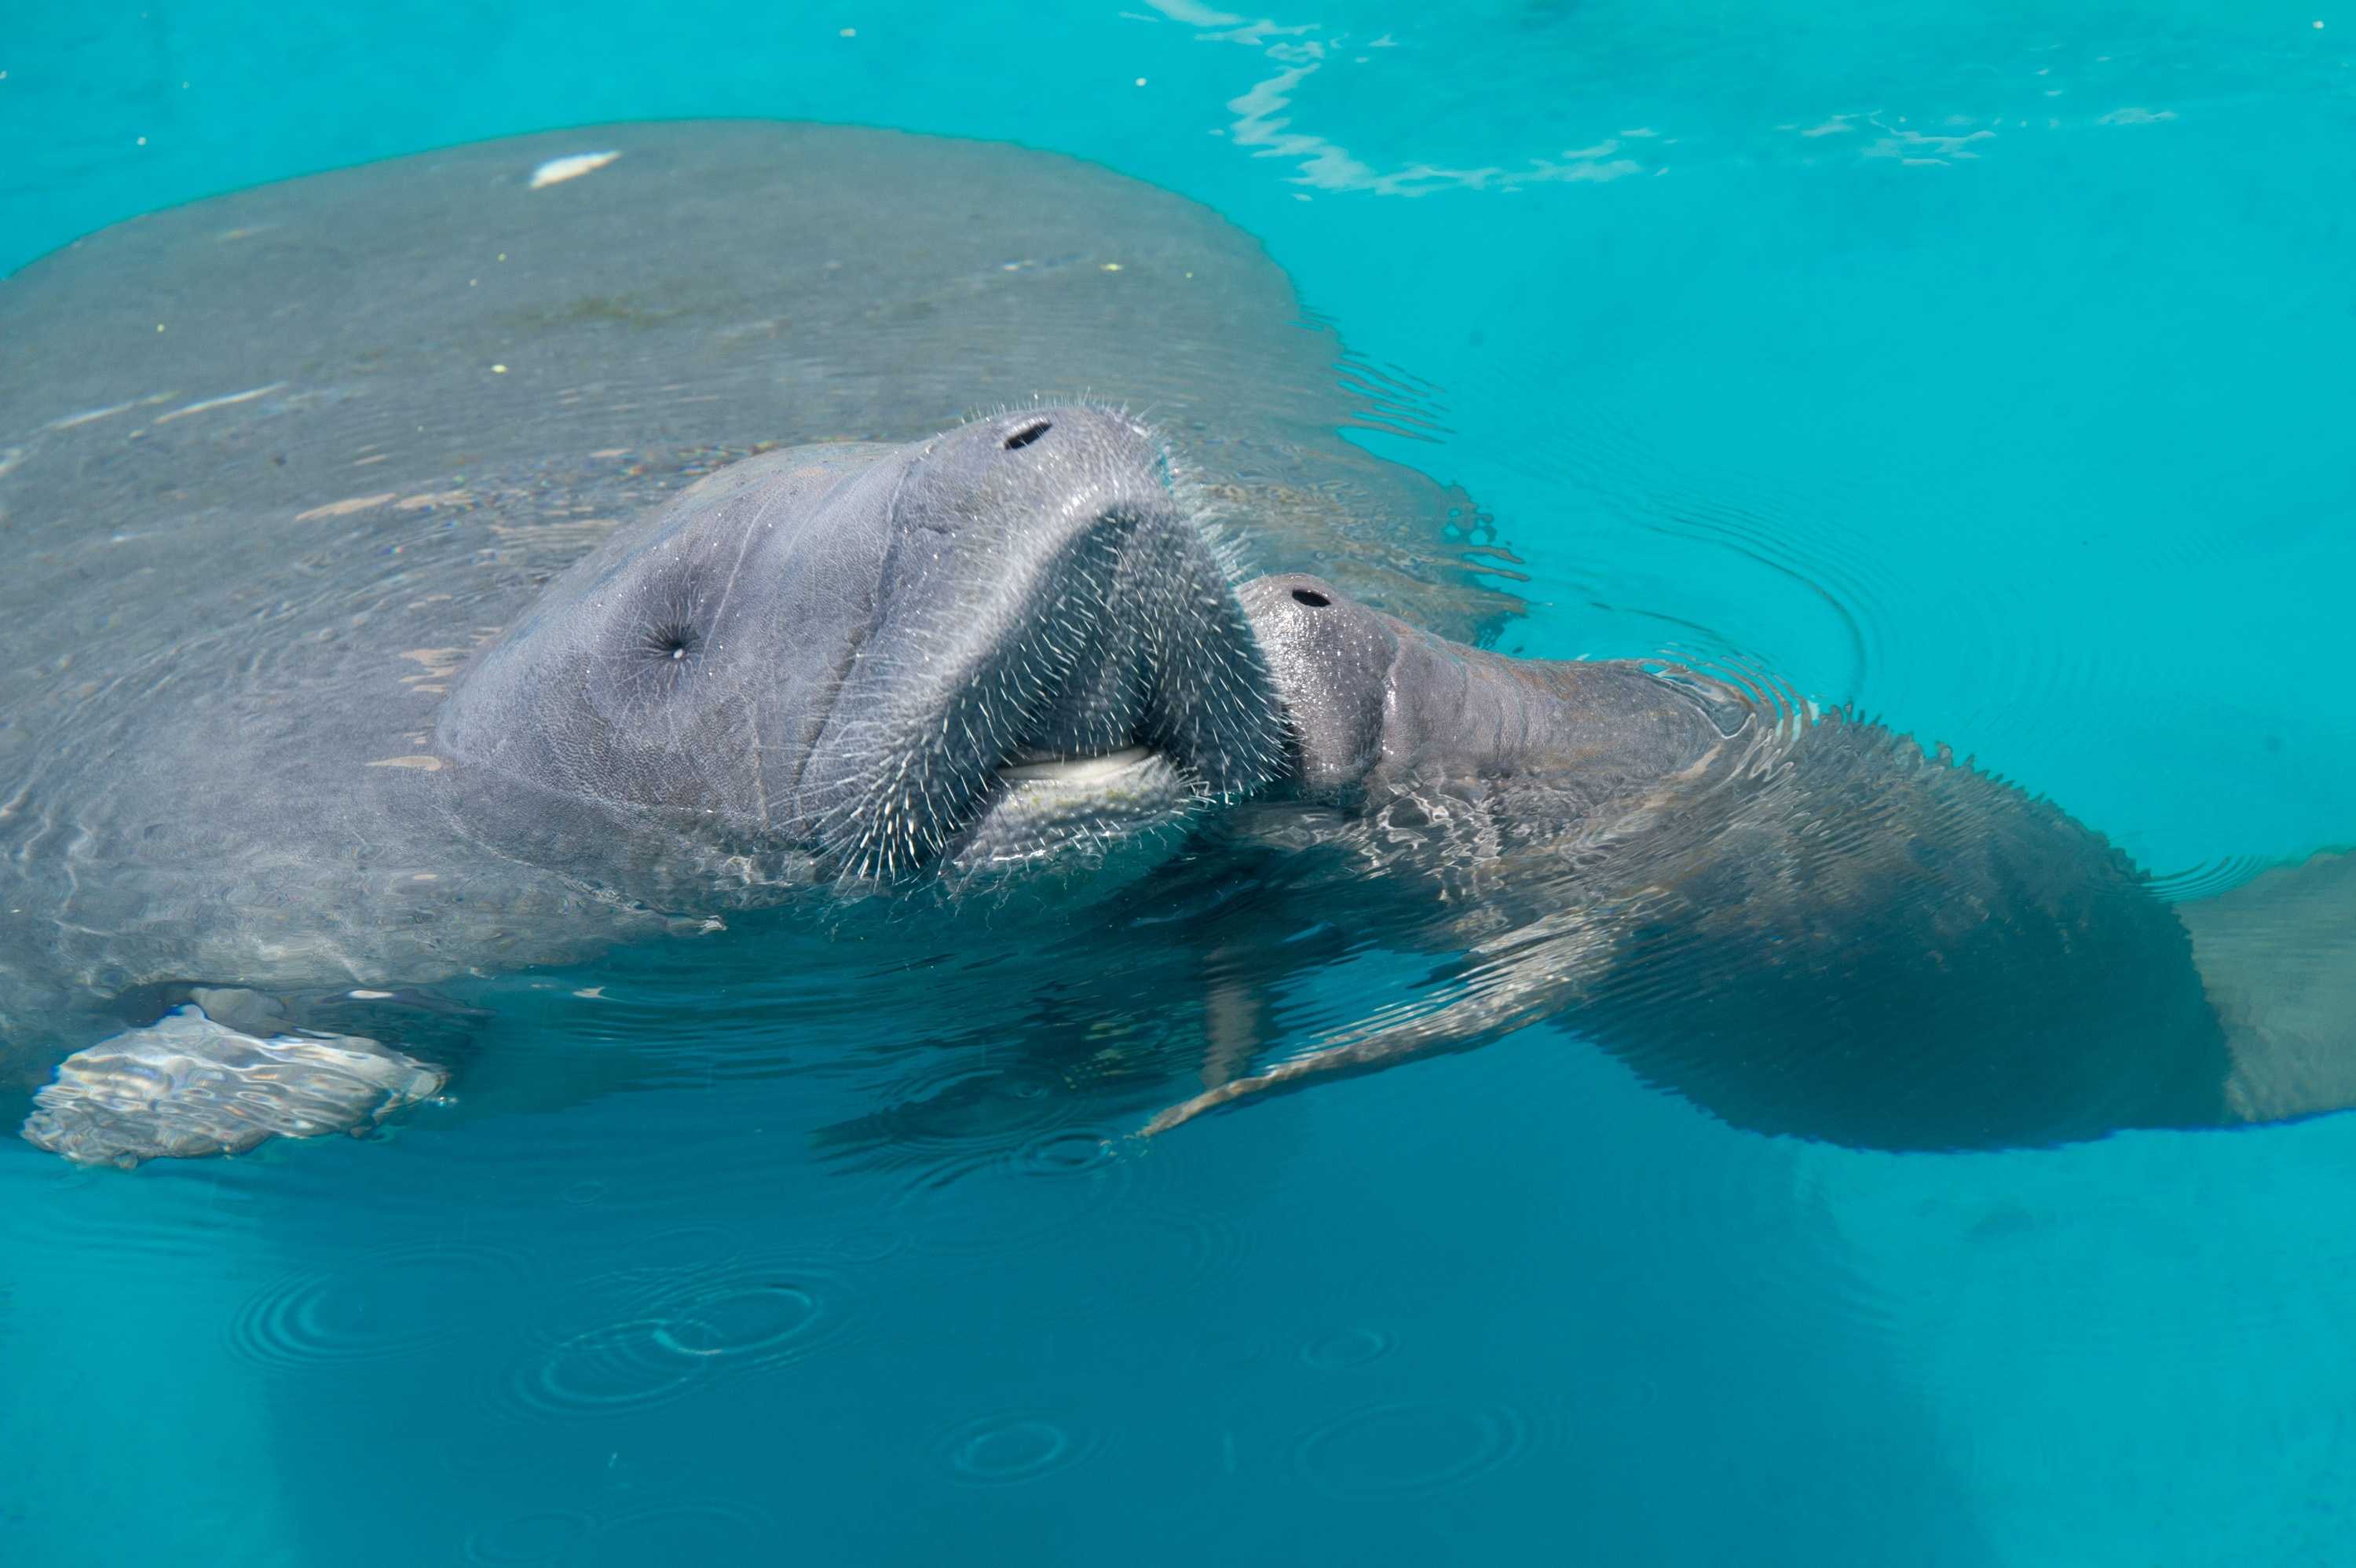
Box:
[997,744,1159,785]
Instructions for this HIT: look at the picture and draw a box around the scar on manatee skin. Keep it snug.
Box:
[399,647,466,696]
[489,517,618,546]
[295,492,396,521]
[153,382,288,425]
[365,755,444,771]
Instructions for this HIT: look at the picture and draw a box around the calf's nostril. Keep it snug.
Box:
[1291,588,1331,609]
[1004,419,1052,451]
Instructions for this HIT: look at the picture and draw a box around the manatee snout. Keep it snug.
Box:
[1234,572,1400,798]
[811,407,1285,879]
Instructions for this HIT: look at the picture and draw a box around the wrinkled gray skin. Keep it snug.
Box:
[7,125,2352,1165]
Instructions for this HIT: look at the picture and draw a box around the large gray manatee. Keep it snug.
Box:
[0,122,1505,1163]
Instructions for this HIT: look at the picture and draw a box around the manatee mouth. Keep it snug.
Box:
[949,744,1200,875]
[793,404,1290,881]
[807,486,1283,883]
[882,704,1219,882]
[997,743,1160,783]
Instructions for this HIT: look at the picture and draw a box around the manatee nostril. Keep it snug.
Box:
[645,623,700,663]
[1003,419,1052,451]
[1291,588,1331,609]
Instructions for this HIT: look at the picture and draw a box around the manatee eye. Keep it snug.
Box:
[1004,419,1052,451]
[1291,588,1331,609]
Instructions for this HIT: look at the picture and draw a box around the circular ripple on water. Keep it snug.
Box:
[1124,1201,1247,1290]
[460,1508,595,1566]
[496,1255,860,1422]
[229,1241,534,1372]
[891,1119,1145,1265]
[1300,1325,1397,1372]
[1010,1126,1121,1178]
[668,1258,860,1372]
[1293,1401,1532,1499]
[502,1318,709,1420]
[853,1058,1081,1188]
[656,1281,823,1361]
[932,1413,1104,1487]
[581,1502,774,1566]
[2148,854,2273,903]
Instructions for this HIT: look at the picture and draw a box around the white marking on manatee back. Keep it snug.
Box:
[153,382,289,424]
[295,492,397,521]
[529,150,621,188]
[47,396,168,430]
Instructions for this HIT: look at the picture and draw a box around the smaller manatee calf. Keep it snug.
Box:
[1136,575,2356,1153]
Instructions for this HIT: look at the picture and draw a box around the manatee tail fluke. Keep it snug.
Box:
[2177,850,2356,1127]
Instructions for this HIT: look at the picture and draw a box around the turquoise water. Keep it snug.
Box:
[4,4,2353,1564]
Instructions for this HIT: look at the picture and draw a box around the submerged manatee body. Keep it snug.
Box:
[4,123,2350,1167]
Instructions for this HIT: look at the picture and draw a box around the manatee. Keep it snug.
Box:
[0,122,1502,1164]
[5,122,2350,1168]
[1133,577,2356,1148]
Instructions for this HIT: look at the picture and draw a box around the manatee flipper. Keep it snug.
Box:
[2177,850,2356,1125]
[1143,913,1601,1135]
[20,1005,447,1168]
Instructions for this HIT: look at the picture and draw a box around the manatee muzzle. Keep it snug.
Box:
[803,422,1283,881]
